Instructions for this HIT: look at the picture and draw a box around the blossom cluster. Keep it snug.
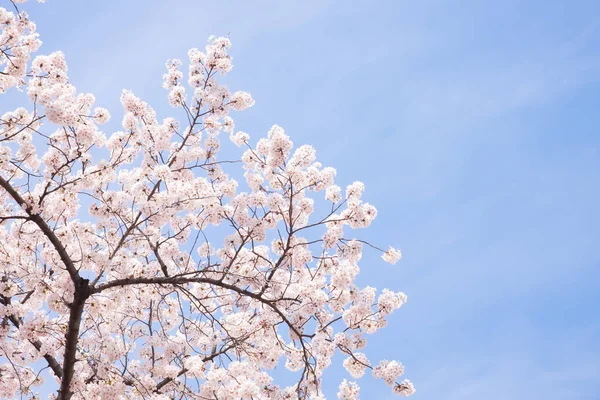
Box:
[0,5,41,92]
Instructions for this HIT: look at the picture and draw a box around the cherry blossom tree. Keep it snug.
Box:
[0,1,415,399]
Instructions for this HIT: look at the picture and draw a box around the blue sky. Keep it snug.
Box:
[12,0,600,398]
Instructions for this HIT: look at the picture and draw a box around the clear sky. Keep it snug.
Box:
[13,0,600,398]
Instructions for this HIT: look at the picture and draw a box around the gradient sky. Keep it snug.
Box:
[10,0,600,399]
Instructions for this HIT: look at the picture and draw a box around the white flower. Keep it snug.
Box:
[382,246,402,264]
[337,379,360,399]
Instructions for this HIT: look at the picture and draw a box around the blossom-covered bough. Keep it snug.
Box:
[0,1,415,399]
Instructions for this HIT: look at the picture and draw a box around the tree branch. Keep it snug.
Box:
[57,278,90,400]
[0,176,79,282]
[1,296,64,380]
